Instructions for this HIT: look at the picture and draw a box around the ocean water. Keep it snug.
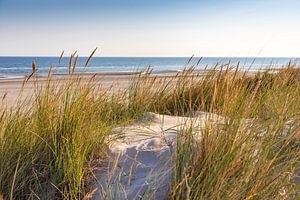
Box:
[0,57,299,76]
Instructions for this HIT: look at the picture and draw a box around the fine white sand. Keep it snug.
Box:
[91,112,223,199]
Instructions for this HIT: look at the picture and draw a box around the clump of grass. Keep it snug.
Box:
[129,63,300,199]
[0,52,141,199]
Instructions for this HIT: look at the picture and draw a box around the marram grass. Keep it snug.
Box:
[0,76,140,199]
[129,64,300,199]
[0,57,299,199]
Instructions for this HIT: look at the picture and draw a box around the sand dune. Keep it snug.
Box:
[91,112,222,199]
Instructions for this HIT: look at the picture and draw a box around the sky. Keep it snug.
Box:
[0,0,299,57]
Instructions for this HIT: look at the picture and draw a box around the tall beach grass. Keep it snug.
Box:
[128,63,300,199]
[0,55,299,199]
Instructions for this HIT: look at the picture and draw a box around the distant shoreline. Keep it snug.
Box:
[0,67,287,82]
[0,57,299,76]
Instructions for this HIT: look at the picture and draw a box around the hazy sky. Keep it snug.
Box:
[0,0,299,57]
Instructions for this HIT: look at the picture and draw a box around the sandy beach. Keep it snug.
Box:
[0,73,132,106]
[1,0,300,198]
[0,70,207,106]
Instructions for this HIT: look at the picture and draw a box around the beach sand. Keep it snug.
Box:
[90,112,222,199]
[0,73,133,106]
[0,70,207,106]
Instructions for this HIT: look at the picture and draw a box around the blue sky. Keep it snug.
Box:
[0,0,299,56]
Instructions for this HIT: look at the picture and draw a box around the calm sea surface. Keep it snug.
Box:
[0,57,299,76]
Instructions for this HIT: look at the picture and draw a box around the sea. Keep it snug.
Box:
[0,57,299,79]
